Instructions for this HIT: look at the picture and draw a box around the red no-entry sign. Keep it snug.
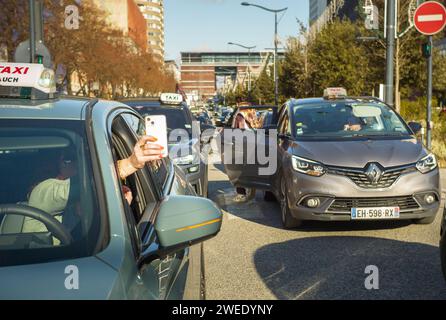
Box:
[414,1,446,35]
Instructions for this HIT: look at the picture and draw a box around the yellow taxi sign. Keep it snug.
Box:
[323,87,347,99]
[0,62,56,94]
[160,93,183,105]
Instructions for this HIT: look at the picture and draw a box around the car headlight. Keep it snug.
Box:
[172,154,195,166]
[416,153,437,174]
[291,156,326,177]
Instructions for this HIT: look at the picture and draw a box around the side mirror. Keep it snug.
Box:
[138,196,222,266]
[408,122,422,135]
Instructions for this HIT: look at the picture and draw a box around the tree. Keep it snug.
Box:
[308,20,370,96]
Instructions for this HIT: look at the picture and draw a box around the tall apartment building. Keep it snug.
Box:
[136,0,165,59]
[309,0,359,34]
[92,0,148,51]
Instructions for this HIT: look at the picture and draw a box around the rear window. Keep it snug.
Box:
[0,119,102,267]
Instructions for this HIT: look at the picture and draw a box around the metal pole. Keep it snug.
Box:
[426,35,433,150]
[34,0,44,42]
[274,12,278,107]
[29,0,36,63]
[385,0,396,107]
[248,48,251,93]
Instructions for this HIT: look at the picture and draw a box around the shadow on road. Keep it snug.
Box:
[254,236,446,300]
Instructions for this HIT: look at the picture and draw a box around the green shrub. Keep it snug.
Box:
[400,99,446,167]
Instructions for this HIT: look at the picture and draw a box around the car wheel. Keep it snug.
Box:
[263,191,276,202]
[413,215,436,225]
[279,177,302,229]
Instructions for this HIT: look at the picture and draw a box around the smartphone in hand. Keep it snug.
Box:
[145,115,168,158]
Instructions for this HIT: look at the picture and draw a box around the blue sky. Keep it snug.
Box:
[164,0,309,61]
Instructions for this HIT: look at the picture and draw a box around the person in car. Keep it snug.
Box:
[233,111,256,203]
[343,106,363,132]
[24,135,163,233]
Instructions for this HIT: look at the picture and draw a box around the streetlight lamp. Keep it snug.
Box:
[241,2,287,107]
[227,42,256,95]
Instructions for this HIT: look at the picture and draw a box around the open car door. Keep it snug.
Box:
[221,106,278,190]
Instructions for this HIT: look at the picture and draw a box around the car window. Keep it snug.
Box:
[0,119,102,267]
[279,110,291,135]
[122,113,169,192]
[290,101,411,140]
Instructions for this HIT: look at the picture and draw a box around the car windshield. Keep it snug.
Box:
[0,119,102,267]
[290,101,411,140]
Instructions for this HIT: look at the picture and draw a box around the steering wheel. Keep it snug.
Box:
[0,204,73,245]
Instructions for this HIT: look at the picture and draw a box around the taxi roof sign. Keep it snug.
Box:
[0,62,56,96]
[323,87,347,99]
[160,93,183,105]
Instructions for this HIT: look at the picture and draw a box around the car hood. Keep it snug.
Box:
[0,256,121,299]
[290,138,426,168]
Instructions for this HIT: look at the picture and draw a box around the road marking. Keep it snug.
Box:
[293,280,324,300]
[418,14,444,22]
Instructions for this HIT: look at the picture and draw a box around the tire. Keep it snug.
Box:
[413,215,436,225]
[263,191,277,202]
[279,177,302,229]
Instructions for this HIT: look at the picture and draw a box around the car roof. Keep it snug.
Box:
[0,96,92,120]
[121,98,188,109]
[290,97,385,106]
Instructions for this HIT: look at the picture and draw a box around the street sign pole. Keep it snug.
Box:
[29,0,36,63]
[385,0,396,108]
[426,35,433,149]
[413,1,446,149]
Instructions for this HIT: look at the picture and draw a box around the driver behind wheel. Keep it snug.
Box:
[23,149,77,234]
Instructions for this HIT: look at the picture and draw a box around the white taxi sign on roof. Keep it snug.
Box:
[323,87,347,99]
[0,62,56,94]
[160,93,183,105]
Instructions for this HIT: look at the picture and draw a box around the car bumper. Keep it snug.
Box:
[284,166,441,222]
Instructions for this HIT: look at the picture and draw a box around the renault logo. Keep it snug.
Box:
[365,163,383,184]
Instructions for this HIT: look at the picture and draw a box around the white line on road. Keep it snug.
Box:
[418,14,444,22]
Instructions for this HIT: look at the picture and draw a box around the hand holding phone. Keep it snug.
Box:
[145,115,168,158]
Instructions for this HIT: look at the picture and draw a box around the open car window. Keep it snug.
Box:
[0,119,102,267]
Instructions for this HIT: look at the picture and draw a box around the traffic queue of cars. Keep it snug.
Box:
[0,63,222,299]
[0,62,445,298]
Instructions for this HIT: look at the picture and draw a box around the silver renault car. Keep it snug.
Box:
[224,89,441,228]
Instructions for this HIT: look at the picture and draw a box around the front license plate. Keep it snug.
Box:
[351,207,400,220]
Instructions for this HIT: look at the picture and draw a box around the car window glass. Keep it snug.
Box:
[0,120,101,267]
[290,102,411,139]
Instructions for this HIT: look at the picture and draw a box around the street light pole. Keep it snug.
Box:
[241,2,287,107]
[385,0,396,108]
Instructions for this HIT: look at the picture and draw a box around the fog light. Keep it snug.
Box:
[188,165,199,173]
[306,198,320,208]
[424,194,436,204]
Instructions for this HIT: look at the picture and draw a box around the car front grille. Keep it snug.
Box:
[327,196,420,213]
[327,164,417,189]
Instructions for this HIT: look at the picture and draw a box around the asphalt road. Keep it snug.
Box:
[204,165,446,300]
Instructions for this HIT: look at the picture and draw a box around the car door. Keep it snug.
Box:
[222,106,278,190]
[276,105,294,184]
[116,111,196,300]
